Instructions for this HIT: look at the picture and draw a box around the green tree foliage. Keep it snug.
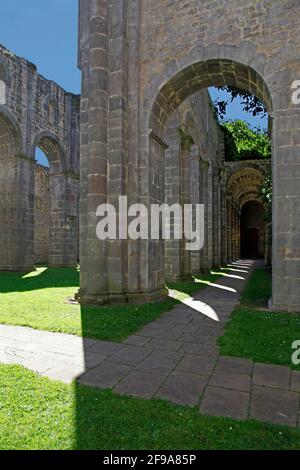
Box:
[260,166,272,223]
[221,120,271,161]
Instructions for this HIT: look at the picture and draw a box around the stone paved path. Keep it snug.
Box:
[1,260,300,428]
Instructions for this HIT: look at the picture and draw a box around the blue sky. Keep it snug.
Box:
[0,0,80,94]
[209,87,268,129]
[0,1,267,165]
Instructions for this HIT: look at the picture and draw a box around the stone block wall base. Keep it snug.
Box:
[48,264,78,269]
[269,297,300,314]
[77,287,168,306]
[165,274,194,282]
[0,266,35,273]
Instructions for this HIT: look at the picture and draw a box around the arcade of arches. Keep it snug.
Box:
[0,1,300,314]
[0,43,80,270]
[78,0,300,312]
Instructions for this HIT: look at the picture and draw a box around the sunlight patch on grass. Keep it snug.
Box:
[0,267,221,341]
[22,267,48,279]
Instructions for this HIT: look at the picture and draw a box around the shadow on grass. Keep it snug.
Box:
[0,267,79,293]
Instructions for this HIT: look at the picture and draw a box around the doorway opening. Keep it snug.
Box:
[241,201,266,259]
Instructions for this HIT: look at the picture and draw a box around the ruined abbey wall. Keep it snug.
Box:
[0,44,80,270]
[78,0,300,311]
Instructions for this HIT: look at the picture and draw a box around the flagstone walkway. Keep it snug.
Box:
[1,260,299,428]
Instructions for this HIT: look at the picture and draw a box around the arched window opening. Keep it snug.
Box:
[34,147,50,265]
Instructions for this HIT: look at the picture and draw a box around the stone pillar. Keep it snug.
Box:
[78,0,110,303]
[232,208,237,261]
[206,164,214,269]
[200,161,210,272]
[164,113,181,281]
[180,146,192,279]
[16,155,35,270]
[237,209,241,260]
[220,186,227,265]
[48,173,78,267]
[190,144,201,276]
[272,110,300,311]
[0,115,34,271]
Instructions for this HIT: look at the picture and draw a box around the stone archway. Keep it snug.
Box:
[78,1,300,311]
[33,133,78,267]
[226,164,268,262]
[143,59,273,304]
[0,109,33,270]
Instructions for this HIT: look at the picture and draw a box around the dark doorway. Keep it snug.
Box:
[241,201,265,259]
[243,228,259,257]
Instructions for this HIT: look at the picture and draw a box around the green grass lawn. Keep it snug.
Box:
[0,267,218,342]
[0,364,299,450]
[219,267,300,370]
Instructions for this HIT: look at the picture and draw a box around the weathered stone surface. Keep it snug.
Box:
[157,371,208,406]
[138,350,184,375]
[0,44,80,270]
[109,345,152,366]
[209,370,251,392]
[291,371,300,392]
[79,361,131,389]
[114,370,165,398]
[216,356,254,375]
[176,354,217,376]
[77,0,300,312]
[200,386,250,420]
[250,386,299,427]
[253,363,291,389]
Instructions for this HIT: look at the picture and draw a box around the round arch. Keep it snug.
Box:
[148,58,273,140]
[226,166,266,211]
[0,105,23,155]
[32,131,66,174]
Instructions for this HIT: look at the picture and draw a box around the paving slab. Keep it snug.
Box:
[200,386,250,420]
[253,363,291,389]
[146,338,183,352]
[209,369,251,392]
[137,350,184,375]
[250,386,299,427]
[291,371,300,392]
[87,341,123,356]
[216,356,254,375]
[44,362,85,384]
[123,335,151,347]
[78,361,131,389]
[109,345,152,366]
[157,371,208,406]
[176,354,217,376]
[114,370,165,399]
[179,342,219,356]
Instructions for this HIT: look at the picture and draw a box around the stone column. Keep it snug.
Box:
[200,161,210,272]
[272,109,300,311]
[164,113,181,281]
[0,120,34,271]
[226,199,232,263]
[78,0,110,303]
[190,144,201,276]
[206,164,214,269]
[16,155,35,270]
[180,146,192,279]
